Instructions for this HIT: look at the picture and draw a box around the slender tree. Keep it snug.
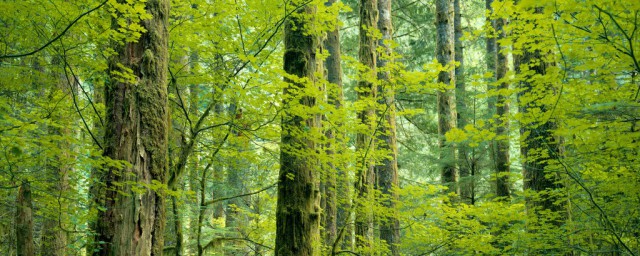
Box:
[275,2,321,255]
[375,0,400,253]
[454,0,474,204]
[436,0,457,192]
[495,14,511,199]
[355,0,378,250]
[485,0,498,177]
[323,0,344,250]
[94,0,170,254]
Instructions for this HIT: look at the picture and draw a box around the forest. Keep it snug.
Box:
[0,0,638,255]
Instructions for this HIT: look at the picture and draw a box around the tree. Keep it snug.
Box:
[15,181,35,256]
[376,0,400,253]
[453,0,475,204]
[94,0,170,254]
[275,1,321,255]
[436,0,457,192]
[355,0,378,251]
[494,10,510,199]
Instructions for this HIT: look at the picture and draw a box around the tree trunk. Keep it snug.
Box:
[454,0,474,205]
[323,1,352,250]
[322,0,341,250]
[514,7,564,219]
[16,181,35,256]
[375,0,400,254]
[495,15,511,199]
[485,0,498,178]
[355,0,378,251]
[436,0,457,192]
[275,3,321,255]
[95,0,170,255]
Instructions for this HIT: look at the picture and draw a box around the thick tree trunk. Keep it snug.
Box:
[495,16,511,199]
[95,0,169,255]
[16,181,35,256]
[375,0,400,254]
[514,7,563,219]
[355,0,378,250]
[454,0,474,205]
[275,3,321,255]
[436,0,458,192]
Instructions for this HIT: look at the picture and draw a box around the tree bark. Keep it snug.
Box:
[16,181,35,256]
[375,0,400,254]
[514,6,563,219]
[275,3,321,255]
[322,0,342,250]
[485,0,498,178]
[355,0,378,251]
[436,0,458,192]
[495,15,511,199]
[454,0,474,205]
[95,0,170,255]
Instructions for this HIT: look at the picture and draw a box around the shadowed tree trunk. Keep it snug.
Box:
[94,0,170,255]
[16,181,35,256]
[514,6,564,221]
[454,0,474,205]
[485,0,498,178]
[355,0,378,251]
[275,2,321,255]
[375,0,400,254]
[495,15,511,199]
[322,0,344,251]
[436,0,457,192]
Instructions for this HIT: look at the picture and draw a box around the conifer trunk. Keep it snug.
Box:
[375,0,400,253]
[95,0,169,255]
[275,3,321,255]
[495,15,511,199]
[485,0,497,177]
[355,0,378,250]
[323,0,342,249]
[436,0,458,192]
[454,0,474,204]
[514,7,563,218]
[16,181,35,256]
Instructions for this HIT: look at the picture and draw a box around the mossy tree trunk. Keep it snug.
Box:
[355,0,378,251]
[16,181,35,256]
[436,0,457,192]
[95,0,170,255]
[375,0,400,254]
[322,0,343,250]
[275,2,321,255]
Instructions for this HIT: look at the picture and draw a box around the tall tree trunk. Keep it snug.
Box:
[436,0,457,192]
[355,0,378,251]
[454,0,474,205]
[514,6,563,220]
[95,0,170,255]
[375,0,400,254]
[494,15,511,199]
[323,1,351,250]
[275,2,321,255]
[485,0,498,177]
[322,0,342,250]
[16,181,35,256]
